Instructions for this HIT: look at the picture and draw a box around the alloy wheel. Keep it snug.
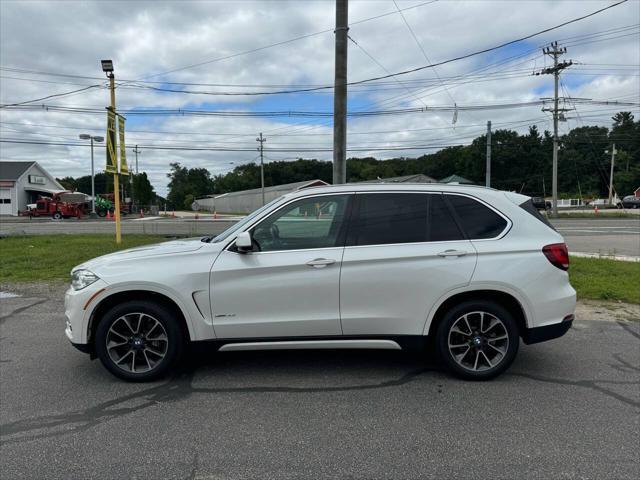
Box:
[447,311,509,372]
[106,312,168,374]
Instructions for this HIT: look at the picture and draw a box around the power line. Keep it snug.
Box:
[0,84,104,108]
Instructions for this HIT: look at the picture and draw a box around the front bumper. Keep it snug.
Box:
[522,314,574,345]
[64,279,109,348]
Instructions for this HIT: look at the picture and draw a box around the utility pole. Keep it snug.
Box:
[333,0,348,184]
[256,133,266,205]
[485,121,492,188]
[133,145,141,174]
[131,145,141,210]
[109,70,122,243]
[539,42,572,217]
[607,143,617,205]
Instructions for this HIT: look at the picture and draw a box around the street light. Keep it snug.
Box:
[101,59,114,74]
[79,134,104,217]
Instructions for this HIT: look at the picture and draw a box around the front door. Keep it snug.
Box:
[211,193,352,339]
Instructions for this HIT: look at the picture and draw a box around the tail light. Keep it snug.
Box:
[543,243,569,271]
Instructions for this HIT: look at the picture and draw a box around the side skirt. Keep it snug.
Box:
[192,335,429,353]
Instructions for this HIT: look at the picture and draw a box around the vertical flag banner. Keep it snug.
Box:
[118,114,129,176]
[105,108,117,173]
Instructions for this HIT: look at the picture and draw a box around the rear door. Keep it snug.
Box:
[339,192,477,336]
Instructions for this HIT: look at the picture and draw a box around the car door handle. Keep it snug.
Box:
[437,249,468,257]
[306,258,336,268]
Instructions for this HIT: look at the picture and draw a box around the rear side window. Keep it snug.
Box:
[446,195,508,239]
[350,193,428,246]
[519,199,556,231]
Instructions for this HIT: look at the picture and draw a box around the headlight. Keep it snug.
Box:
[71,269,99,290]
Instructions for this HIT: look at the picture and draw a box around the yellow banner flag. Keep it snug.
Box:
[118,114,129,176]
[105,108,117,174]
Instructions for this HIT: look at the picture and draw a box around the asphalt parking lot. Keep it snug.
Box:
[1,285,638,479]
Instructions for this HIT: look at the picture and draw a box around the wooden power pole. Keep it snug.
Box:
[333,0,348,184]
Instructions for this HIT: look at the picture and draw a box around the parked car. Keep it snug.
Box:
[531,196,551,211]
[617,195,640,209]
[65,184,576,382]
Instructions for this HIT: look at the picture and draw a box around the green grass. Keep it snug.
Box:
[1,236,638,305]
[0,235,166,282]
[569,256,640,304]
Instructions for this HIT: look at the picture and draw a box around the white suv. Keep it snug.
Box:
[65,184,576,381]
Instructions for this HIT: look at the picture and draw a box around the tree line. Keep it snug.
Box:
[62,112,639,210]
[57,172,162,207]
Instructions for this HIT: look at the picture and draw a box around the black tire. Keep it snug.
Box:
[52,211,62,220]
[97,209,107,218]
[436,300,519,381]
[95,300,185,382]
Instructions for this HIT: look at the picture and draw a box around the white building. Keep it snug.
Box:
[194,179,329,214]
[0,161,65,216]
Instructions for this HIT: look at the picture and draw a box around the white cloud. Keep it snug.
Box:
[1,0,638,195]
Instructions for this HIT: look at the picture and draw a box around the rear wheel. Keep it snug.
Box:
[95,301,185,382]
[436,300,519,380]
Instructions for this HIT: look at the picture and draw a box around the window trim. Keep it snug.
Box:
[443,192,512,241]
[224,192,355,254]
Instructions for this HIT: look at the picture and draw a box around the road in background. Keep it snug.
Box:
[1,286,638,479]
[1,216,638,257]
[551,217,640,257]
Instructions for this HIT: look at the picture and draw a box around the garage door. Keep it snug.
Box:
[0,188,13,215]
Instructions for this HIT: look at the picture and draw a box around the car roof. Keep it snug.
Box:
[283,182,504,199]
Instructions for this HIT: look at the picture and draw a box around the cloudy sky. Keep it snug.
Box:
[1,0,638,196]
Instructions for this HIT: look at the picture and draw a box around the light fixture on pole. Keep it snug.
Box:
[101,58,123,243]
[79,133,104,218]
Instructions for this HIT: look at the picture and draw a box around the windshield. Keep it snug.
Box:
[206,196,285,243]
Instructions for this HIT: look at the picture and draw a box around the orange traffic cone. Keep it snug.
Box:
[171,211,176,218]
[106,210,111,220]
[595,206,599,215]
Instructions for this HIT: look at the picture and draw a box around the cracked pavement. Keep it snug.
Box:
[1,285,638,479]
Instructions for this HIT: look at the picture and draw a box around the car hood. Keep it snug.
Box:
[73,238,214,273]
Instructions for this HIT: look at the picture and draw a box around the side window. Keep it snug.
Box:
[251,195,350,252]
[428,194,464,241]
[350,193,428,246]
[446,194,508,239]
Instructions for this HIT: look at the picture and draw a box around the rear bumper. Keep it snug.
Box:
[523,315,573,345]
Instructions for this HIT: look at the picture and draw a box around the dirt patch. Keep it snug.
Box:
[575,299,640,323]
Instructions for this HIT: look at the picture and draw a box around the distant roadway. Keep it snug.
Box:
[1,215,638,257]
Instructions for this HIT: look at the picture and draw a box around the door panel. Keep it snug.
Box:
[339,192,477,336]
[340,241,477,335]
[210,194,352,339]
[211,248,344,338]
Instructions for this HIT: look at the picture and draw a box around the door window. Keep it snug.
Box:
[251,195,350,252]
[348,193,429,246]
[428,194,464,241]
[446,194,508,239]
[347,193,466,246]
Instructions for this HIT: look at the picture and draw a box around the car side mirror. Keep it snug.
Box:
[235,231,253,253]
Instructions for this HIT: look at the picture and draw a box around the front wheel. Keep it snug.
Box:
[95,301,185,381]
[52,211,62,220]
[436,301,519,381]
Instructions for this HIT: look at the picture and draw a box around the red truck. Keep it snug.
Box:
[24,192,87,219]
